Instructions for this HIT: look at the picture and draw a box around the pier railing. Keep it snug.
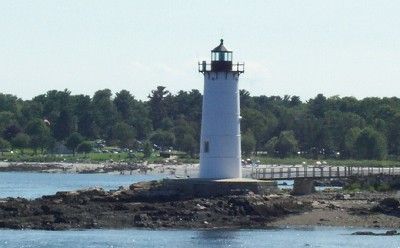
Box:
[251,166,400,180]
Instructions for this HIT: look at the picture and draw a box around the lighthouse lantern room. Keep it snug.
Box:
[198,39,244,179]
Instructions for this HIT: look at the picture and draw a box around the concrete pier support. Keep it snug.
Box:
[292,179,315,195]
[162,178,278,198]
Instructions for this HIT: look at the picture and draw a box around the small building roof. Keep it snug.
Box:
[212,39,231,52]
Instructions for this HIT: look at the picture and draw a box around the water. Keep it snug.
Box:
[0,227,399,248]
[0,172,395,247]
[0,172,164,199]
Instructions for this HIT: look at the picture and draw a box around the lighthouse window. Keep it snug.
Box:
[219,52,225,61]
[204,141,209,153]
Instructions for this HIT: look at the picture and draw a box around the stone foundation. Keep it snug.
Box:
[161,178,278,198]
[292,178,316,195]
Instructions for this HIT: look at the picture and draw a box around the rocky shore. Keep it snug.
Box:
[0,179,400,230]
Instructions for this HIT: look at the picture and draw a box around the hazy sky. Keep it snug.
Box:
[1,1,400,101]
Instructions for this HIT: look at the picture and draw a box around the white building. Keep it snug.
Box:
[198,39,244,179]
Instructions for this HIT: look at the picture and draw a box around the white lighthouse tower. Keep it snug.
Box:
[199,39,244,179]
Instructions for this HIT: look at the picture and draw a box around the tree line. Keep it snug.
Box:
[0,87,398,160]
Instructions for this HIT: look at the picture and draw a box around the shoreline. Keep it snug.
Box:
[0,179,399,231]
[0,161,195,175]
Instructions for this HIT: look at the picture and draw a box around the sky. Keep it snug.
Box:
[1,0,400,101]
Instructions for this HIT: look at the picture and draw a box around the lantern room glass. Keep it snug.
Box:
[211,51,232,62]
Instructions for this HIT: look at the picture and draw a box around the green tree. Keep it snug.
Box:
[0,93,19,113]
[344,127,362,158]
[241,108,276,152]
[143,141,152,158]
[53,109,74,141]
[265,136,278,155]
[309,93,327,118]
[111,122,136,148]
[131,101,152,140]
[11,133,30,154]
[387,113,400,155]
[148,86,170,129]
[77,141,92,154]
[114,90,135,122]
[150,129,175,150]
[180,134,198,158]
[0,111,16,134]
[241,131,256,156]
[73,94,97,138]
[275,130,298,158]
[354,127,387,160]
[2,124,21,141]
[65,132,83,156]
[0,138,10,155]
[25,118,51,153]
[92,89,117,138]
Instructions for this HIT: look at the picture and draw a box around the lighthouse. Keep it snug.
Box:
[198,39,244,179]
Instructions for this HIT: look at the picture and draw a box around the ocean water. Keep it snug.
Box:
[0,227,399,248]
[0,172,164,199]
[0,172,397,247]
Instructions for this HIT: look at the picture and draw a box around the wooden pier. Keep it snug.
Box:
[251,166,400,180]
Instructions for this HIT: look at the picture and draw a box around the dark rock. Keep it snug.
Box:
[352,230,399,236]
[380,198,400,210]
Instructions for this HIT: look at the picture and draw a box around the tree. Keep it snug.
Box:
[0,138,10,155]
[275,130,298,158]
[344,127,362,158]
[173,117,198,153]
[240,90,254,109]
[265,136,278,155]
[160,117,174,131]
[241,131,256,156]
[66,132,83,156]
[354,127,387,160]
[180,134,198,158]
[25,118,51,153]
[0,111,16,134]
[143,141,152,158]
[150,129,175,150]
[148,86,170,129]
[114,90,135,122]
[111,122,136,148]
[77,141,92,154]
[92,89,117,138]
[0,93,19,113]
[131,101,152,140]
[241,108,276,152]
[309,93,327,118]
[73,94,97,138]
[11,133,30,154]
[53,109,74,141]
[2,124,21,141]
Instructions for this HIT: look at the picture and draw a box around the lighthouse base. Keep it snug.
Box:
[161,178,277,199]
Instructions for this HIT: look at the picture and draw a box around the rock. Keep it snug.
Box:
[386,230,398,235]
[335,193,344,200]
[352,230,399,236]
[335,193,351,200]
[372,197,400,214]
[134,214,149,223]
[380,198,400,210]
[195,204,206,210]
[351,231,376,235]
[0,181,309,230]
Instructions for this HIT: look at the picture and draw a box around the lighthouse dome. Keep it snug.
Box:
[212,39,230,52]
